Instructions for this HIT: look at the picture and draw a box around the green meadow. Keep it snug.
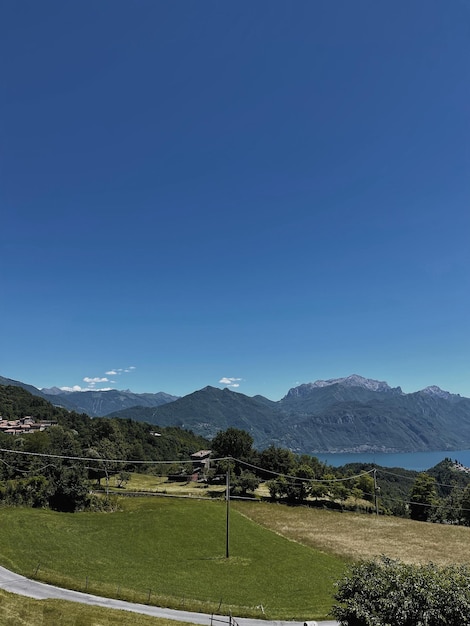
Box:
[3,495,470,623]
[0,588,195,626]
[0,497,346,621]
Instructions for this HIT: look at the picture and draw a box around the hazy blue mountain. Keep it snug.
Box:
[47,388,179,416]
[0,376,178,417]
[4,372,470,454]
[107,386,280,445]
[276,376,470,452]
[108,375,470,454]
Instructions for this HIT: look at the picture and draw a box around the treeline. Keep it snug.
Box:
[0,385,209,511]
[209,428,470,525]
[209,427,376,510]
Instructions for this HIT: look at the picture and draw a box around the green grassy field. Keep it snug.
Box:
[0,497,345,621]
[0,588,194,626]
[110,473,225,498]
[2,495,470,623]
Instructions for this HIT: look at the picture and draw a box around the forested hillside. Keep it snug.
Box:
[0,385,209,512]
[0,385,209,462]
[2,385,470,527]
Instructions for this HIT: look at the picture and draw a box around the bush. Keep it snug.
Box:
[87,493,121,512]
[333,556,470,625]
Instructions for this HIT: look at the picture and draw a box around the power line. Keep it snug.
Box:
[0,448,195,465]
[236,457,375,483]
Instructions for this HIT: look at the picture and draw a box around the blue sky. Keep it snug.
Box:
[2,1,469,400]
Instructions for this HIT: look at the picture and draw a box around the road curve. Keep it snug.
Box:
[0,565,339,626]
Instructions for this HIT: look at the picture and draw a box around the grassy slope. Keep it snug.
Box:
[235,500,470,565]
[0,498,345,621]
[2,496,469,623]
[0,588,194,626]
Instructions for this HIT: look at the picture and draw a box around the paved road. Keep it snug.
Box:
[0,565,339,626]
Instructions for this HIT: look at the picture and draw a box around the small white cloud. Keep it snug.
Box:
[107,366,136,375]
[219,377,242,388]
[65,366,135,394]
[83,377,109,384]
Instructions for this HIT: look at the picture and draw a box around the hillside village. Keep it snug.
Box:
[0,416,56,435]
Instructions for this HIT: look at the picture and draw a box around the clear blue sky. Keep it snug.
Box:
[2,1,469,400]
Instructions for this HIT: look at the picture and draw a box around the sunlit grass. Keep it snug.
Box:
[235,500,470,565]
[0,588,195,626]
[108,472,226,498]
[3,495,465,622]
[0,497,345,621]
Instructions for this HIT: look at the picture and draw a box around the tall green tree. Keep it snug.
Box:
[285,464,315,502]
[259,445,295,476]
[211,427,253,460]
[460,483,470,526]
[409,472,439,521]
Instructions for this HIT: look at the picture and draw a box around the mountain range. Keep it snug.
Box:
[2,373,470,454]
[0,376,178,416]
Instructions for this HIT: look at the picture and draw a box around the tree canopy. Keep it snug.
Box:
[211,427,254,459]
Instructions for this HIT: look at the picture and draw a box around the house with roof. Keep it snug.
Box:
[0,416,57,435]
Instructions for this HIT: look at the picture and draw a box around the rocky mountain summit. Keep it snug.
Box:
[284,374,402,398]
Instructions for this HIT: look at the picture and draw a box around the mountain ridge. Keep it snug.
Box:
[0,376,179,417]
[2,373,470,455]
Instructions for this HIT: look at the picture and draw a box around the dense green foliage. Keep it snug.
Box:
[0,385,209,510]
[211,426,254,459]
[0,384,70,421]
[409,472,439,521]
[0,385,209,462]
[334,556,470,625]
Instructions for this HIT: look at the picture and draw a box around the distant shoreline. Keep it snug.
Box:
[315,449,470,471]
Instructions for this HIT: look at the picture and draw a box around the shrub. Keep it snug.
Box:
[87,493,121,512]
[333,556,470,625]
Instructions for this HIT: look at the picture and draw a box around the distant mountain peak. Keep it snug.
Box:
[310,374,398,393]
[283,374,403,401]
[420,385,458,400]
[40,386,65,395]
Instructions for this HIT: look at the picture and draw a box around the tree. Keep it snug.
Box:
[409,472,439,521]
[48,464,89,512]
[231,470,260,497]
[285,464,314,503]
[460,483,470,526]
[211,428,253,460]
[259,445,295,476]
[334,557,470,625]
[355,473,375,502]
[429,482,462,524]
[115,471,131,488]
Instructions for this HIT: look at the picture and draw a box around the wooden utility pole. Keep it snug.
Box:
[373,468,379,517]
[225,468,230,558]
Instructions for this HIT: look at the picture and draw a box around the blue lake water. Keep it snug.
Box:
[315,449,470,471]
